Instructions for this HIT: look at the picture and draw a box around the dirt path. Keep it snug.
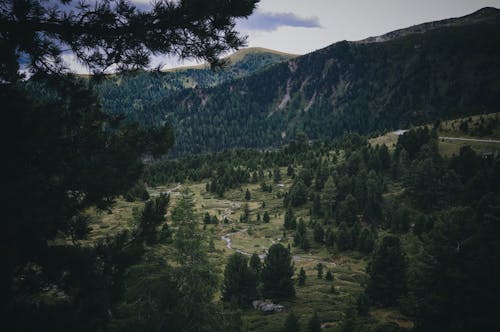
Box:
[439,136,500,144]
[221,228,336,266]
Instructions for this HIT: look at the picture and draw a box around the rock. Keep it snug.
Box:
[252,299,285,313]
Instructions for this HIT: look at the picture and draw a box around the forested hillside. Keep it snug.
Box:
[120,124,500,331]
[97,48,295,124]
[99,7,500,156]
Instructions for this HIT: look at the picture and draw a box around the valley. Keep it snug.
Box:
[5,2,500,331]
[81,112,500,331]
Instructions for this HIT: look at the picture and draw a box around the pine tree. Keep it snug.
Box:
[315,263,324,279]
[263,211,270,223]
[312,193,322,217]
[321,176,338,220]
[307,312,321,332]
[203,212,212,224]
[283,311,300,332]
[245,188,251,201]
[240,203,250,223]
[325,270,334,281]
[284,206,297,230]
[289,179,308,207]
[2,0,259,329]
[340,306,357,332]
[337,194,358,225]
[325,228,336,247]
[171,189,205,264]
[261,244,295,300]
[294,219,309,250]
[273,167,282,183]
[222,253,257,306]
[2,0,259,79]
[313,223,324,243]
[249,253,262,278]
[298,267,307,286]
[366,236,407,306]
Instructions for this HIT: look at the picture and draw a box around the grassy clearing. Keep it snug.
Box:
[437,137,500,157]
[370,112,500,157]
[369,131,400,150]
[438,112,500,139]
[87,166,409,331]
[84,198,143,244]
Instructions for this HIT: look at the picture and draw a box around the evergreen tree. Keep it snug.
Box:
[298,267,307,286]
[284,206,297,230]
[261,244,295,300]
[203,212,212,225]
[2,0,259,79]
[336,224,353,251]
[263,211,271,223]
[139,194,169,244]
[289,179,308,207]
[245,188,251,201]
[240,203,251,223]
[321,176,338,220]
[159,223,172,243]
[283,311,300,332]
[364,170,383,221]
[312,193,322,217]
[171,190,205,264]
[2,0,259,328]
[366,236,407,306]
[412,205,500,331]
[273,167,282,183]
[356,292,371,316]
[313,223,325,243]
[358,228,375,254]
[308,312,321,332]
[337,194,358,225]
[249,253,262,278]
[315,263,324,279]
[294,219,309,250]
[325,228,336,247]
[222,253,257,306]
[340,306,357,332]
[325,271,334,281]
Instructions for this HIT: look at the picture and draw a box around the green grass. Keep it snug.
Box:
[370,112,500,157]
[86,167,409,331]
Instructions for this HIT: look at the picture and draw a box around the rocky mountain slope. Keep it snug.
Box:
[100,7,500,156]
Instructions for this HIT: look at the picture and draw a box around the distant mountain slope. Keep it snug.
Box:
[96,48,295,121]
[162,47,297,72]
[99,8,500,156]
[358,7,500,43]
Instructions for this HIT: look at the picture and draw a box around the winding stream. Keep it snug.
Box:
[221,228,336,266]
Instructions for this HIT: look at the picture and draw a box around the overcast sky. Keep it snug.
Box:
[66,0,500,72]
[236,0,500,55]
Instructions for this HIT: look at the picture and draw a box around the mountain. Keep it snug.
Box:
[96,47,296,122]
[99,7,500,156]
[358,7,500,43]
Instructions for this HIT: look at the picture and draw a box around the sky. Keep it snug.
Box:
[65,0,500,72]
[235,0,500,55]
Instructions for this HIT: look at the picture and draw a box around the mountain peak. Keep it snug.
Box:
[227,47,298,63]
[357,6,500,44]
[162,47,296,72]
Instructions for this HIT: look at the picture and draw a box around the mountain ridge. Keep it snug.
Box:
[162,47,297,72]
[357,6,500,44]
[98,7,500,156]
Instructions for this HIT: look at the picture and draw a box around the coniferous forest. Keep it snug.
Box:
[2,1,500,331]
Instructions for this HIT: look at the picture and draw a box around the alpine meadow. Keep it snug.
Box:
[2,1,500,332]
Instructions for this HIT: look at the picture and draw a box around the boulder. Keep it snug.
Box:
[252,299,285,313]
